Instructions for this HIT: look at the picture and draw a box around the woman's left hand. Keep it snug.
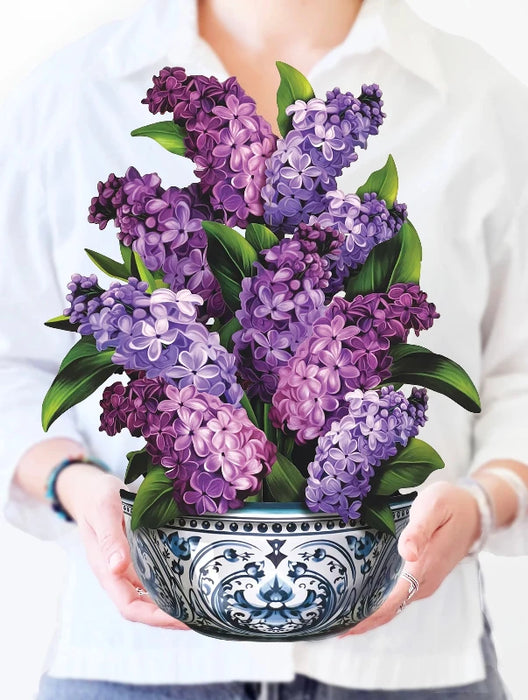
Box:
[341,480,481,637]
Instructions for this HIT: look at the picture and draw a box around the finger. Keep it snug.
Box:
[398,485,450,561]
[340,563,422,638]
[89,495,131,575]
[105,573,190,630]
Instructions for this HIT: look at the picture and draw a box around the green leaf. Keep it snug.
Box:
[58,336,97,372]
[361,502,396,537]
[218,316,242,352]
[85,248,129,281]
[120,243,138,277]
[203,221,258,312]
[245,223,279,253]
[131,466,180,530]
[276,61,315,137]
[345,220,422,298]
[240,393,259,429]
[266,453,305,502]
[131,121,187,156]
[389,344,481,413]
[374,439,444,496]
[125,448,153,485]
[356,154,399,208]
[42,349,116,431]
[133,252,157,292]
[44,314,77,331]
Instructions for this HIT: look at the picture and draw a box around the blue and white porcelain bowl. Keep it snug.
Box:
[122,492,415,641]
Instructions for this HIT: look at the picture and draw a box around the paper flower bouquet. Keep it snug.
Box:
[42,64,480,639]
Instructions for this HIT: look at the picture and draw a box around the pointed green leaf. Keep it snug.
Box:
[131,121,187,156]
[125,448,153,485]
[218,316,242,352]
[120,243,138,277]
[240,393,259,429]
[42,349,116,431]
[203,221,258,312]
[361,502,396,537]
[245,223,279,253]
[345,220,422,298]
[131,466,181,530]
[266,453,305,502]
[276,61,315,137]
[356,154,399,208]
[58,336,97,372]
[389,344,481,413]
[44,314,77,332]
[374,439,444,496]
[85,248,129,281]
[132,252,168,293]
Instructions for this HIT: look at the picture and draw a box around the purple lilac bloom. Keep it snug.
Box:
[142,67,277,229]
[262,85,385,235]
[63,273,104,326]
[314,191,408,295]
[233,223,342,402]
[100,380,276,515]
[270,289,438,443]
[72,279,242,405]
[87,167,226,320]
[305,385,428,521]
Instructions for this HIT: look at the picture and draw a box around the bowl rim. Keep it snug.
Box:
[120,488,416,521]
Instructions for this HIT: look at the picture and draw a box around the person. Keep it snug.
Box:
[2,0,527,698]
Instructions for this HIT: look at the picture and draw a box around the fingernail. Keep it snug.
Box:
[108,552,123,570]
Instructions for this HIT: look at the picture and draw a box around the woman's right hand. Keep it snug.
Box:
[56,464,189,630]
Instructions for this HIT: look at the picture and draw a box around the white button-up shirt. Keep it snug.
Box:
[2,0,527,690]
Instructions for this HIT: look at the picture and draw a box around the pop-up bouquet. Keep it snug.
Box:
[43,63,480,540]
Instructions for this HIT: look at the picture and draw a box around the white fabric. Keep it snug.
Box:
[1,0,528,689]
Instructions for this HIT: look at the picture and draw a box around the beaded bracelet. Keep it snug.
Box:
[483,467,528,528]
[45,456,109,522]
[458,476,496,555]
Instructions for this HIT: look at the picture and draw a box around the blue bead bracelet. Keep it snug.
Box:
[45,456,109,522]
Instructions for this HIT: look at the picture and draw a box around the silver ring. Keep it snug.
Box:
[400,571,419,601]
[136,587,148,597]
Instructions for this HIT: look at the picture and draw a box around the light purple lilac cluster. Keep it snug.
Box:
[261,86,385,234]
[88,170,224,320]
[233,222,343,402]
[314,190,408,295]
[142,67,277,228]
[305,385,428,522]
[64,277,242,405]
[270,287,439,443]
[100,380,276,515]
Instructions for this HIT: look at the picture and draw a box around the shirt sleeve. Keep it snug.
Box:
[0,90,86,541]
[468,184,528,555]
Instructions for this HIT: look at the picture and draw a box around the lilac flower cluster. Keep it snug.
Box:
[233,222,343,402]
[142,67,277,228]
[305,385,428,521]
[100,380,276,515]
[314,190,408,294]
[65,276,242,405]
[270,287,438,443]
[88,169,224,320]
[262,85,385,234]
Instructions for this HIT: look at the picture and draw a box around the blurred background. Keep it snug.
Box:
[1,1,527,698]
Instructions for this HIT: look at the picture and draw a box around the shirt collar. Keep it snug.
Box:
[98,0,447,97]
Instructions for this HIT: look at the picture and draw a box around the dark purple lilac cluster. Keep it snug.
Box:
[142,67,277,228]
[100,380,276,515]
[261,85,385,234]
[233,223,343,402]
[270,287,438,443]
[305,385,428,521]
[65,277,242,405]
[314,190,408,295]
[88,169,224,320]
